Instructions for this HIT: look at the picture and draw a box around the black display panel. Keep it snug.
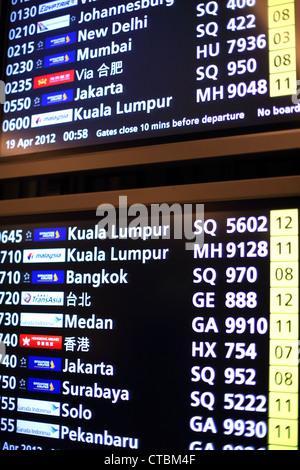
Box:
[0,197,299,451]
[0,0,300,157]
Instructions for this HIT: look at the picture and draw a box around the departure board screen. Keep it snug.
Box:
[0,0,300,157]
[0,197,299,451]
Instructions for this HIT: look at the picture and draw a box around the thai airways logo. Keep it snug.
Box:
[45,32,77,49]
[16,419,60,439]
[20,334,62,350]
[32,271,65,284]
[23,249,66,263]
[28,357,62,371]
[34,228,66,241]
[37,15,70,34]
[27,378,61,394]
[39,0,78,15]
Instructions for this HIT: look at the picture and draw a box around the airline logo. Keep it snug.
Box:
[39,0,78,15]
[32,270,65,284]
[16,419,60,439]
[34,227,66,241]
[31,109,73,128]
[21,291,64,306]
[20,313,63,328]
[17,398,61,417]
[42,89,74,106]
[45,31,77,49]
[23,248,66,263]
[28,357,62,371]
[34,70,74,89]
[27,378,61,394]
[44,50,75,68]
[20,334,62,350]
[37,15,70,34]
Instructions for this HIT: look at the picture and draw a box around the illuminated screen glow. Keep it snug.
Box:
[0,197,299,450]
[0,0,299,156]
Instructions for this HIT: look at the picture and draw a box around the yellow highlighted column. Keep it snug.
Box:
[268,0,297,97]
[268,209,299,450]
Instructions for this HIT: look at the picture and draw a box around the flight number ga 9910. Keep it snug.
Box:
[225,317,268,335]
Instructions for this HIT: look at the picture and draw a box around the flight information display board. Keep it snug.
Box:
[0,198,299,451]
[0,0,300,157]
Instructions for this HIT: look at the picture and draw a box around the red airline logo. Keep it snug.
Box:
[20,334,62,350]
[34,70,75,89]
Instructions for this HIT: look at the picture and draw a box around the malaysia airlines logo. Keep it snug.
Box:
[23,249,66,263]
[31,109,73,128]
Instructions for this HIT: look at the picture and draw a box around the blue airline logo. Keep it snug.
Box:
[27,378,61,394]
[44,50,75,68]
[34,227,66,241]
[42,89,73,106]
[45,31,77,49]
[28,357,62,371]
[32,270,65,284]
[39,0,78,15]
